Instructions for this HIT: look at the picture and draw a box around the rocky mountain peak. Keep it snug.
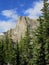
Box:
[11,16,38,42]
[1,16,39,42]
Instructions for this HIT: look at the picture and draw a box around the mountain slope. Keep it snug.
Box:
[7,16,39,42]
[1,16,39,42]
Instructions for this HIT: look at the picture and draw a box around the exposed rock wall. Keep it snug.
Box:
[2,16,39,42]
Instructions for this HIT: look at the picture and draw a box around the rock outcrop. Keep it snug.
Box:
[0,16,39,42]
[6,16,39,42]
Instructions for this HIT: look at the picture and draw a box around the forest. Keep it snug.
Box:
[0,0,49,65]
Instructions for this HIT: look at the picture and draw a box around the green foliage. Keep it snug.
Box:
[0,40,6,65]
[33,0,49,65]
[18,24,33,65]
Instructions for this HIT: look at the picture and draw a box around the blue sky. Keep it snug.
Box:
[0,0,40,19]
[0,0,48,34]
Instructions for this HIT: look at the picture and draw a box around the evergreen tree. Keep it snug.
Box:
[0,40,6,65]
[35,17,46,65]
[11,40,21,65]
[41,0,49,65]
[16,40,20,65]
[4,32,16,65]
[33,0,49,65]
[19,24,33,65]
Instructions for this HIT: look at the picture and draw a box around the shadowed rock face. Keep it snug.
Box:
[0,16,39,42]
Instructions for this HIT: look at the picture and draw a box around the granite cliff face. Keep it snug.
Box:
[1,16,39,42]
[7,16,39,42]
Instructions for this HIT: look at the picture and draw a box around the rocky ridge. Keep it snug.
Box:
[0,16,39,42]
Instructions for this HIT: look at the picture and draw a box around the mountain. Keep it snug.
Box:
[0,16,39,42]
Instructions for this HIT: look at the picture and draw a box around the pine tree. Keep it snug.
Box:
[5,33,10,64]
[4,32,15,65]
[36,17,46,65]
[41,0,49,65]
[20,24,33,65]
[0,40,6,65]
[11,40,21,65]
[16,40,20,65]
[33,0,49,65]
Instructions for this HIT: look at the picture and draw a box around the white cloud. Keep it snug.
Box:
[1,9,18,19]
[0,9,18,33]
[0,33,4,35]
[0,19,16,32]
[24,1,43,19]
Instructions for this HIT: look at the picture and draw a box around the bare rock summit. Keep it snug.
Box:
[4,16,39,42]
